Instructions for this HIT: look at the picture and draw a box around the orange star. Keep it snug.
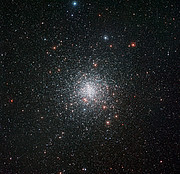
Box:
[102,105,107,110]
[52,46,57,50]
[93,63,98,67]
[82,98,88,103]
[130,42,136,47]
[114,114,118,118]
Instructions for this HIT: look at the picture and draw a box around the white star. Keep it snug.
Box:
[103,35,109,41]
[72,1,77,6]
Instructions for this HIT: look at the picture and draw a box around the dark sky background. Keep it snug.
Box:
[1,0,179,173]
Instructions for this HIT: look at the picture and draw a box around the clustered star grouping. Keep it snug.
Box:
[1,0,178,173]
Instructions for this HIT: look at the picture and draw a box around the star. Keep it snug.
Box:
[114,114,118,118]
[103,35,109,41]
[82,167,87,171]
[93,63,98,67]
[102,105,107,110]
[72,1,77,6]
[82,97,88,103]
[130,42,136,47]
[52,46,57,50]
[106,120,111,126]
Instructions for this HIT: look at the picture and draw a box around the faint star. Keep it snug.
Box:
[93,63,98,67]
[102,105,107,110]
[82,167,87,171]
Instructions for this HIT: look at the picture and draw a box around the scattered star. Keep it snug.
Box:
[130,42,136,47]
[102,105,107,110]
[93,63,98,67]
[82,167,87,171]
[114,114,118,118]
[52,46,57,50]
[106,120,111,126]
[72,1,77,6]
[103,35,109,41]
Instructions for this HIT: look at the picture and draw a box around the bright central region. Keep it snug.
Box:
[81,82,96,99]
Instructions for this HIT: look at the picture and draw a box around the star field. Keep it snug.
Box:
[1,0,179,173]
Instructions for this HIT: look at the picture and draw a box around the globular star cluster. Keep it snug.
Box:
[1,0,179,173]
[71,73,111,108]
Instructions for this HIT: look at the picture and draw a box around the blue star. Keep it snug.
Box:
[72,1,77,6]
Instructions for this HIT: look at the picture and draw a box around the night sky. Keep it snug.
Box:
[1,0,179,173]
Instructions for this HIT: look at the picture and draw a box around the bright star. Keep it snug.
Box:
[72,1,77,6]
[106,120,111,126]
[103,35,109,41]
